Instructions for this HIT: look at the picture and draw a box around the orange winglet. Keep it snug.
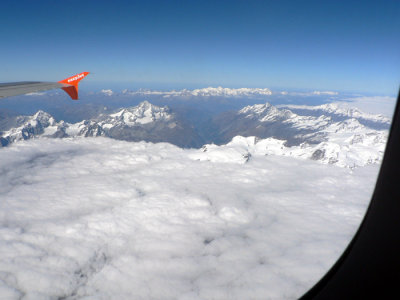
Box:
[58,72,90,100]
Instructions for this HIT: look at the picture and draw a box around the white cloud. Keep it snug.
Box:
[24,92,46,96]
[312,91,339,96]
[0,138,379,299]
[100,89,114,96]
[340,95,397,118]
[279,91,339,97]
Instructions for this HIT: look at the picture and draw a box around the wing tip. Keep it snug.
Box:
[58,72,90,100]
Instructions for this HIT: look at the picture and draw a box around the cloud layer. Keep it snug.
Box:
[0,138,379,299]
[342,95,397,117]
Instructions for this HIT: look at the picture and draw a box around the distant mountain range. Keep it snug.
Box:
[116,87,273,98]
[0,101,201,148]
[0,101,389,168]
[99,87,342,98]
[280,103,390,130]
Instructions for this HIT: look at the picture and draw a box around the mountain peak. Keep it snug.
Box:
[33,110,51,119]
[282,103,391,125]
[30,110,55,127]
[136,100,152,109]
[239,102,293,122]
[107,101,171,126]
[329,118,365,133]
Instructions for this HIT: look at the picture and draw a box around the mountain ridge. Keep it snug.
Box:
[0,101,388,168]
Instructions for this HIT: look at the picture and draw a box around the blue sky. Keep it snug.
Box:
[0,0,399,95]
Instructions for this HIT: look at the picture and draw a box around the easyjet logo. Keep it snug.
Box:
[68,73,85,83]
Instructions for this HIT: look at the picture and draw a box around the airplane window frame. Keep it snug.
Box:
[300,89,400,299]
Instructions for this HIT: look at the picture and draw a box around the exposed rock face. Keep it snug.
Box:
[1,102,203,148]
[311,149,325,160]
[0,101,389,168]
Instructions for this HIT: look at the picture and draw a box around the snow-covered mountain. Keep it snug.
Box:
[1,102,202,148]
[239,103,294,121]
[191,120,387,168]
[211,101,390,146]
[283,103,390,123]
[211,103,332,145]
[120,87,273,98]
[199,102,388,168]
[101,100,172,125]
[0,111,68,146]
[0,101,389,168]
[280,103,391,130]
[66,101,173,136]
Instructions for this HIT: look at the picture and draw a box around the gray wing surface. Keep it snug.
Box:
[0,82,64,99]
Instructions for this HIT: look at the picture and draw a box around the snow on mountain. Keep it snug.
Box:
[1,102,185,146]
[239,103,293,121]
[281,102,391,125]
[66,101,172,136]
[192,106,388,168]
[238,103,332,130]
[189,87,272,97]
[120,88,340,98]
[191,120,387,168]
[121,86,272,97]
[103,100,172,126]
[66,120,106,137]
[213,102,334,145]
[0,101,389,168]
[0,110,67,146]
[215,100,391,147]
[238,102,388,131]
[2,103,183,147]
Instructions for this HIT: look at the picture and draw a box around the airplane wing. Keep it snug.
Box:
[0,72,90,100]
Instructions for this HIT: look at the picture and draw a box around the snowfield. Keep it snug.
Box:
[0,137,379,299]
